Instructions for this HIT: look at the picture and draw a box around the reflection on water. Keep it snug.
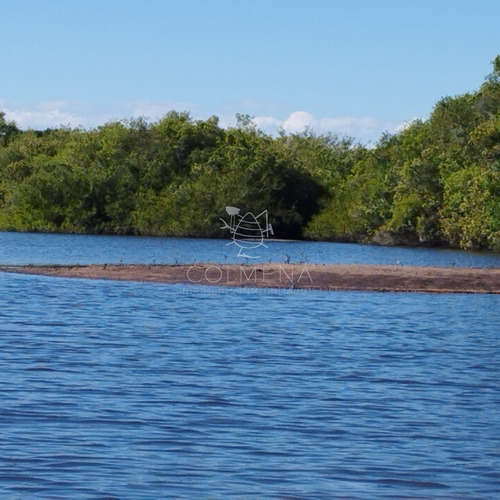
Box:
[0,272,499,498]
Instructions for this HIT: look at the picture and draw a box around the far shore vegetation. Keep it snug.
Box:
[1,57,500,251]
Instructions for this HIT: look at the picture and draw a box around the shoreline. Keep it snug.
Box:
[1,263,500,294]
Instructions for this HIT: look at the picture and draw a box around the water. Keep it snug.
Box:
[0,233,499,498]
[1,231,500,267]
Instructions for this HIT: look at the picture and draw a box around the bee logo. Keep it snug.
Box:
[220,206,273,258]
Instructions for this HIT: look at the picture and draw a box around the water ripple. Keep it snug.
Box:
[0,273,499,498]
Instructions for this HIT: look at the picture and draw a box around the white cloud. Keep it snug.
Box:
[252,115,281,130]
[2,101,86,129]
[1,100,112,129]
[0,99,197,130]
[282,111,316,132]
[395,117,420,133]
[247,110,394,142]
[318,116,380,136]
[0,99,400,144]
[279,110,382,138]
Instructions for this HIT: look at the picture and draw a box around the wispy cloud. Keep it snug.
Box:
[252,115,281,130]
[1,100,399,143]
[2,100,89,129]
[251,111,394,143]
[0,99,197,130]
[395,117,420,133]
[278,111,383,138]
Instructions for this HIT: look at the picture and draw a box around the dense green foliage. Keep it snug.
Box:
[1,57,500,250]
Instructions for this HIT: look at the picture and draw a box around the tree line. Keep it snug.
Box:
[1,57,499,250]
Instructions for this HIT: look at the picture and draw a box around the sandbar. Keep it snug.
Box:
[1,263,500,294]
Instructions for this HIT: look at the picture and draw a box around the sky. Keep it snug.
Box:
[2,0,500,144]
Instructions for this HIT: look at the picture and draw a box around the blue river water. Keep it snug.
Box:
[1,231,500,267]
[0,233,499,498]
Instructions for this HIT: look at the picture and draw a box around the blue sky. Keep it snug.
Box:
[2,0,499,143]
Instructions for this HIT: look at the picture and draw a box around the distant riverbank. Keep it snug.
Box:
[3,263,500,294]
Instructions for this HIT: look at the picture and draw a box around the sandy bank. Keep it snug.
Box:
[1,263,500,294]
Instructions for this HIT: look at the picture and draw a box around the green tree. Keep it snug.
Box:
[0,112,20,147]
